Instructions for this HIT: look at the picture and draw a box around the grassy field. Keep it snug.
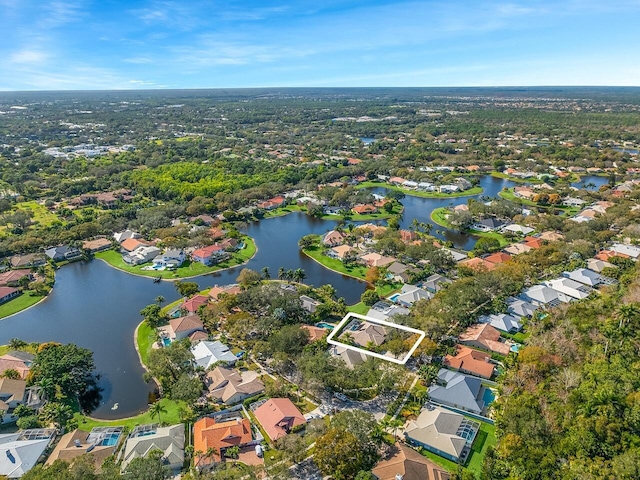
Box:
[95,237,256,280]
[0,293,45,319]
[136,321,157,366]
[469,229,510,247]
[302,245,367,280]
[430,207,454,229]
[490,171,542,184]
[499,189,580,218]
[75,397,186,430]
[357,181,483,198]
[0,343,38,356]
[466,421,497,474]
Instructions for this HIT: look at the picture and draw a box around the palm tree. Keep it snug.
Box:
[293,268,306,284]
[261,267,270,280]
[8,338,27,350]
[149,401,167,424]
[154,295,165,307]
[278,267,286,281]
[616,303,640,330]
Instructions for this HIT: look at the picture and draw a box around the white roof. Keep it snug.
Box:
[521,284,566,307]
[562,268,603,287]
[503,224,534,235]
[479,313,522,333]
[191,340,237,369]
[0,434,50,478]
[610,243,640,259]
[544,277,593,300]
[404,406,467,460]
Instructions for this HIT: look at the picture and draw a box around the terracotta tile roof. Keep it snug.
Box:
[120,238,149,252]
[169,314,203,333]
[302,325,329,343]
[193,417,253,466]
[181,295,209,313]
[459,324,510,355]
[372,443,450,480]
[444,345,495,379]
[484,252,512,265]
[253,398,306,442]
[0,269,32,286]
[458,257,494,271]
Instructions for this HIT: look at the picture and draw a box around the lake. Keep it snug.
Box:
[0,174,602,418]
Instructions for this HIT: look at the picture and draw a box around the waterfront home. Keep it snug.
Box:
[9,254,46,269]
[191,340,237,369]
[46,427,123,468]
[123,245,160,266]
[360,252,396,268]
[418,181,436,191]
[321,230,346,247]
[428,369,486,415]
[0,269,33,287]
[352,204,378,215]
[442,248,468,263]
[159,314,204,342]
[478,313,522,334]
[44,245,81,262]
[471,218,506,232]
[82,238,112,253]
[205,366,265,404]
[152,249,186,268]
[0,287,20,305]
[0,429,56,479]
[208,284,242,301]
[191,244,227,266]
[544,277,594,300]
[458,323,511,355]
[405,405,479,464]
[438,184,460,194]
[444,345,495,379]
[502,224,535,236]
[326,245,355,261]
[180,294,209,314]
[120,424,184,473]
[366,301,410,322]
[193,416,253,467]
[0,352,33,380]
[513,186,536,200]
[371,442,450,480]
[253,398,306,442]
[389,177,407,185]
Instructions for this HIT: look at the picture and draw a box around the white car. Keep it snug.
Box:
[334,392,348,402]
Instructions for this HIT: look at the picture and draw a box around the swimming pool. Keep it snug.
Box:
[510,343,521,353]
[161,337,171,347]
[315,322,335,329]
[100,434,120,447]
[388,293,400,302]
[483,388,496,406]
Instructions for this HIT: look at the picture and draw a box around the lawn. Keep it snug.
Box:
[490,171,542,184]
[357,181,483,198]
[498,189,540,207]
[430,207,454,229]
[136,321,157,367]
[468,229,510,247]
[16,201,60,227]
[75,398,186,430]
[302,245,368,280]
[347,302,370,314]
[0,292,45,320]
[0,343,38,356]
[95,237,256,280]
[466,421,497,475]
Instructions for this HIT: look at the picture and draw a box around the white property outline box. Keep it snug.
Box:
[326,312,426,365]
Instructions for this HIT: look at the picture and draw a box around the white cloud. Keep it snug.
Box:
[9,49,48,64]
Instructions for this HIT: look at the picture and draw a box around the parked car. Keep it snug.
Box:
[334,392,348,402]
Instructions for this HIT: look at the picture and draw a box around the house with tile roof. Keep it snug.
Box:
[302,325,329,343]
[0,353,32,380]
[544,277,594,300]
[160,314,204,342]
[205,367,265,405]
[372,442,450,480]
[191,340,237,369]
[120,424,184,473]
[444,346,495,379]
[180,294,209,314]
[405,405,479,463]
[253,398,306,442]
[321,230,346,247]
[193,416,253,467]
[458,324,511,355]
[360,252,396,268]
[327,245,355,261]
[0,270,33,287]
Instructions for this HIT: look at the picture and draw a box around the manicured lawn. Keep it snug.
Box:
[95,237,256,280]
[263,204,305,218]
[490,171,542,184]
[136,321,157,366]
[469,230,510,247]
[75,398,186,430]
[16,201,60,227]
[0,343,38,356]
[466,421,497,475]
[498,189,539,207]
[430,207,454,229]
[302,245,368,280]
[357,181,483,198]
[0,293,45,319]
[347,302,370,314]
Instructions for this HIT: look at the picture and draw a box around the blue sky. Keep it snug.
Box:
[1,0,639,90]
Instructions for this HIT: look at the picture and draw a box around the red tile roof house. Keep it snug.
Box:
[159,314,204,341]
[444,345,495,379]
[191,244,227,266]
[193,416,253,469]
[180,295,209,314]
[352,204,378,215]
[458,323,511,356]
[0,287,20,305]
[253,398,306,442]
[0,269,33,287]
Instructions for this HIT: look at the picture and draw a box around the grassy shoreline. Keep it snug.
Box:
[0,293,47,320]
[95,236,256,280]
[357,181,483,198]
[264,203,403,221]
[431,207,508,246]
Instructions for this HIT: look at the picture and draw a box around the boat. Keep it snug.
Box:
[153,276,161,283]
